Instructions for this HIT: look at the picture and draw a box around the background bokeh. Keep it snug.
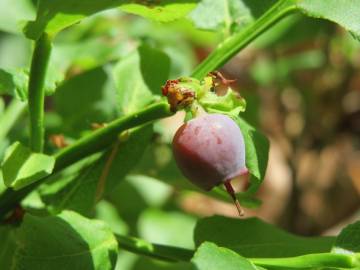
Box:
[1,2,359,269]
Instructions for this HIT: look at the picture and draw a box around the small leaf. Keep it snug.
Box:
[192,242,257,270]
[195,216,335,258]
[1,141,55,190]
[0,68,28,100]
[332,220,360,254]
[200,88,246,116]
[13,210,118,270]
[234,117,269,195]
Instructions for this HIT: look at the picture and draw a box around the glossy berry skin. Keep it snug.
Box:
[173,113,247,191]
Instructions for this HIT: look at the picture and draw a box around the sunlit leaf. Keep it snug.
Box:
[192,242,257,270]
[24,0,198,40]
[13,211,118,270]
[195,216,335,258]
[1,142,55,190]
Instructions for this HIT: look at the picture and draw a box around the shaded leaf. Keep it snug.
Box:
[139,45,170,95]
[0,68,28,100]
[192,242,257,270]
[234,116,269,195]
[13,210,118,270]
[0,225,17,269]
[1,141,55,190]
[332,221,360,254]
[297,0,360,40]
[195,216,335,258]
[53,66,117,137]
[40,125,153,216]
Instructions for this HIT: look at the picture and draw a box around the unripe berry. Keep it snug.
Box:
[173,113,248,215]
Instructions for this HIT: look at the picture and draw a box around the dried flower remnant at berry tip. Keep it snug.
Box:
[162,79,196,112]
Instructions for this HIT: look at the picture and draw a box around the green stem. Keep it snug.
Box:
[28,33,52,152]
[115,240,359,270]
[116,234,194,262]
[0,101,172,219]
[191,0,297,79]
[118,235,360,270]
[53,101,171,171]
[0,99,27,141]
[250,253,359,269]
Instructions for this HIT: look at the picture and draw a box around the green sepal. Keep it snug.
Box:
[199,87,246,117]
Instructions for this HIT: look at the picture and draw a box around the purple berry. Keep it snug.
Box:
[173,113,248,215]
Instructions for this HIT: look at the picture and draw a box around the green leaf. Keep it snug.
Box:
[40,125,153,215]
[0,68,28,100]
[194,216,335,258]
[297,0,360,40]
[0,66,65,101]
[24,0,198,40]
[191,0,360,39]
[95,200,129,235]
[138,209,197,249]
[0,225,17,269]
[13,210,118,270]
[126,175,172,207]
[234,117,269,195]
[113,45,170,115]
[120,1,198,23]
[192,242,257,270]
[200,88,246,116]
[139,45,171,95]
[0,99,27,146]
[113,49,153,114]
[189,0,278,33]
[132,257,193,270]
[1,142,55,190]
[191,0,360,79]
[332,221,360,254]
[53,66,117,137]
[120,0,199,22]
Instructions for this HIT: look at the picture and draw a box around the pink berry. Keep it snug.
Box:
[173,113,248,215]
[173,114,248,190]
